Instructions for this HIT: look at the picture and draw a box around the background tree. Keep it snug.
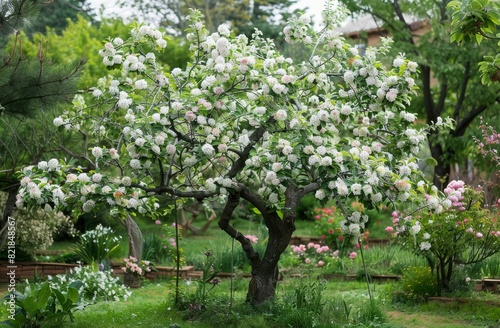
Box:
[448,0,500,85]
[114,0,299,36]
[447,0,500,204]
[339,0,500,191]
[23,0,95,38]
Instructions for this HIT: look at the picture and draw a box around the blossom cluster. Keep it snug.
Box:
[74,224,122,266]
[290,242,332,267]
[122,256,154,276]
[290,242,358,267]
[474,117,500,167]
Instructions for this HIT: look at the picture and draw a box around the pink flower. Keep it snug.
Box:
[155,220,161,225]
[385,226,394,233]
[332,250,340,258]
[305,258,311,264]
[476,232,483,238]
[349,252,357,259]
[318,261,324,267]
[245,235,259,244]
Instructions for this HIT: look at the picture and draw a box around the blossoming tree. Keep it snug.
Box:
[16,3,451,305]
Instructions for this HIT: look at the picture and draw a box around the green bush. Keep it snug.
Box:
[398,266,439,303]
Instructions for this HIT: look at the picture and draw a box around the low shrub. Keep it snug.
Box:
[397,266,439,303]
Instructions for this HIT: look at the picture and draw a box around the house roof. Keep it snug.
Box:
[336,14,427,37]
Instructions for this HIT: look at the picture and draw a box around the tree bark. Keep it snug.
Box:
[429,140,449,190]
[124,213,143,260]
[0,185,18,250]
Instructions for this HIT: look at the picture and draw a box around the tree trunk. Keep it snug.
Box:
[246,227,293,305]
[124,213,143,260]
[246,266,280,305]
[217,182,318,306]
[429,138,450,191]
[0,186,18,250]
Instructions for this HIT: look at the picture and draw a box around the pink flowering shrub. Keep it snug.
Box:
[386,180,500,292]
[474,118,500,167]
[122,256,155,276]
[290,242,332,267]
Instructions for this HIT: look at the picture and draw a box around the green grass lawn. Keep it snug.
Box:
[2,277,498,328]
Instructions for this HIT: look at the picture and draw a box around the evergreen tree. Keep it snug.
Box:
[0,0,84,250]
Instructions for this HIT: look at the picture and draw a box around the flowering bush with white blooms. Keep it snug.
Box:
[386,180,500,293]
[16,4,454,305]
[0,192,78,258]
[49,265,132,302]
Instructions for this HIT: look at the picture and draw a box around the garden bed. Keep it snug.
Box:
[289,235,390,247]
[428,296,500,306]
[0,261,78,283]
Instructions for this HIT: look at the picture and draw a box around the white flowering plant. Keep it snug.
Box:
[386,180,500,292]
[48,265,132,302]
[72,224,121,270]
[16,3,454,304]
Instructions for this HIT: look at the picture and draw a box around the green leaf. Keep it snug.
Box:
[475,33,483,44]
[52,288,66,306]
[252,207,261,215]
[425,157,438,167]
[67,287,79,303]
[22,296,37,316]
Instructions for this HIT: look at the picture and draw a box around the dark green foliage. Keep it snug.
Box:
[295,193,318,221]
[142,234,171,264]
[0,55,82,118]
[2,281,81,328]
[0,0,41,37]
[23,0,94,38]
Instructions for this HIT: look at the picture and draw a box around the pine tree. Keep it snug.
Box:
[0,0,84,250]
